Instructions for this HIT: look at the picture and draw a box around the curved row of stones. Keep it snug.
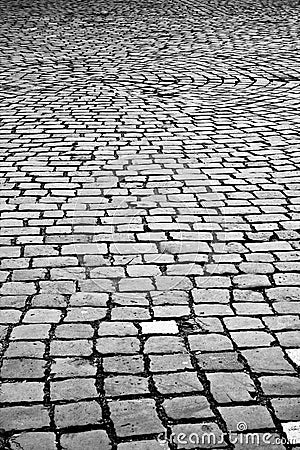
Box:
[0,0,300,448]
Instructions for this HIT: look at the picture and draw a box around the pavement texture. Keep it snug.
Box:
[0,0,300,448]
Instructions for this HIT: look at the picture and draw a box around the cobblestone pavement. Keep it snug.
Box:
[0,0,300,448]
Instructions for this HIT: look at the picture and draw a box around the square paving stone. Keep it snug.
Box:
[1,358,46,379]
[54,323,94,338]
[0,405,50,431]
[274,273,300,286]
[50,340,93,357]
[60,430,111,450]
[54,400,102,428]
[149,354,193,372]
[196,352,244,372]
[241,347,295,373]
[218,405,275,431]
[233,274,271,289]
[109,399,165,437]
[103,355,144,374]
[263,315,300,331]
[50,378,98,401]
[144,336,187,354]
[4,341,45,358]
[119,278,154,292]
[234,302,273,315]
[230,331,275,348]
[79,279,115,293]
[207,372,256,403]
[98,322,138,336]
[192,289,230,304]
[163,395,214,420]
[276,331,300,347]
[195,276,231,289]
[23,309,61,323]
[233,290,264,303]
[111,307,151,321]
[0,381,44,403]
[188,334,233,352]
[224,317,264,330]
[9,432,56,450]
[10,324,51,340]
[154,276,193,291]
[153,372,203,395]
[194,304,234,316]
[64,307,107,322]
[0,310,22,324]
[260,375,300,396]
[51,358,97,378]
[32,294,67,308]
[150,290,189,305]
[273,300,300,314]
[96,337,140,355]
[266,287,300,302]
[112,292,149,306]
[271,398,300,421]
[181,317,224,334]
[153,305,190,318]
[141,320,178,334]
[69,292,109,307]
[105,375,149,397]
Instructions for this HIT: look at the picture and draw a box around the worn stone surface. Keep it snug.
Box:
[60,430,111,450]
[54,401,102,428]
[0,0,300,444]
[105,375,149,397]
[50,378,98,401]
[153,371,203,394]
[163,395,214,419]
[207,372,256,403]
[219,405,275,430]
[0,405,50,431]
[9,432,56,450]
[109,399,165,437]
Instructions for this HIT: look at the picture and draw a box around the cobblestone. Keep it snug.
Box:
[60,430,111,450]
[153,371,203,394]
[219,405,275,430]
[162,395,214,419]
[51,358,97,378]
[271,398,300,421]
[260,375,300,396]
[54,401,102,428]
[1,358,46,379]
[9,432,56,450]
[1,0,300,444]
[242,347,296,373]
[207,372,256,403]
[109,399,165,437]
[50,378,98,401]
[0,405,50,431]
[0,381,44,403]
[196,352,244,372]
